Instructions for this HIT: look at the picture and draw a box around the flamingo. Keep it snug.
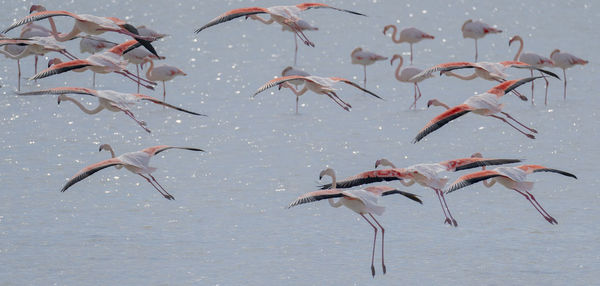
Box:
[461,19,502,61]
[550,49,588,100]
[136,25,168,39]
[17,87,204,133]
[410,60,560,101]
[60,144,204,200]
[123,46,165,93]
[281,66,311,113]
[3,4,159,58]
[445,165,577,224]
[390,54,432,109]
[19,22,53,76]
[288,168,422,276]
[509,35,555,105]
[79,35,118,87]
[413,77,546,143]
[0,37,76,91]
[249,15,317,65]
[319,157,521,226]
[195,3,365,48]
[253,75,383,112]
[141,58,186,102]
[30,40,157,90]
[382,25,434,64]
[350,47,387,90]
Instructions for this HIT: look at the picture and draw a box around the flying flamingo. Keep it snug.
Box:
[382,25,434,64]
[281,66,311,113]
[509,35,555,105]
[17,87,205,133]
[249,15,317,65]
[79,35,118,86]
[123,46,165,93]
[413,77,547,143]
[319,157,521,226]
[550,49,588,100]
[253,75,383,112]
[141,58,186,102]
[350,47,387,90]
[30,40,157,90]
[445,165,577,224]
[60,144,204,200]
[0,37,76,91]
[461,19,502,61]
[390,54,432,109]
[288,168,422,276]
[195,3,365,48]
[410,60,560,101]
[2,4,159,58]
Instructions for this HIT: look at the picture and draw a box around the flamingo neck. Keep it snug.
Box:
[328,198,343,208]
[60,95,104,114]
[392,56,404,82]
[251,15,275,25]
[432,100,450,110]
[144,59,155,79]
[444,71,478,80]
[483,178,496,188]
[100,144,123,169]
[45,16,79,41]
[384,25,402,43]
[513,37,524,61]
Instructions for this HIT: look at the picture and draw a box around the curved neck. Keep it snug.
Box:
[100,144,123,169]
[385,25,401,43]
[392,56,403,82]
[513,37,523,61]
[144,59,155,79]
[251,15,274,25]
[60,95,104,114]
[328,198,343,208]
[483,178,495,188]
[45,16,79,41]
[445,71,478,80]
[433,100,450,110]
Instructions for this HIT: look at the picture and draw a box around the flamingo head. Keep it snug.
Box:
[350,47,362,58]
[382,25,394,35]
[390,54,402,66]
[57,94,66,105]
[470,152,483,158]
[98,144,112,152]
[550,49,561,59]
[281,66,293,76]
[319,168,335,181]
[427,99,442,108]
[375,158,395,169]
[29,4,46,13]
[48,57,62,68]
[508,35,522,47]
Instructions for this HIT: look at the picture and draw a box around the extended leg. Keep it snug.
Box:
[327,91,352,111]
[369,213,386,275]
[363,65,367,90]
[121,109,151,133]
[474,39,478,62]
[17,59,21,91]
[294,34,298,66]
[162,81,166,102]
[433,188,452,225]
[541,71,549,105]
[562,69,567,100]
[512,189,555,224]
[138,174,173,200]
[489,115,535,139]
[115,71,155,90]
[149,174,175,200]
[439,189,458,227]
[526,191,557,224]
[500,112,538,133]
[529,69,534,105]
[136,64,140,93]
[360,213,378,277]
[410,43,414,65]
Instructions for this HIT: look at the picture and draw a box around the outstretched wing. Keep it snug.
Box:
[3,10,79,34]
[444,170,505,194]
[413,104,472,143]
[136,94,206,116]
[518,165,577,179]
[195,7,269,33]
[330,77,383,100]
[141,145,205,156]
[61,158,123,192]
[319,169,405,189]
[29,59,93,80]
[287,189,345,208]
[440,158,522,172]
[16,87,98,97]
[253,75,307,97]
[295,3,366,16]
[499,61,560,79]
[365,186,423,204]
[410,62,476,82]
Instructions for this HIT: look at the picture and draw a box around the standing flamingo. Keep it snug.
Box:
[30,40,157,90]
[382,25,434,64]
[461,19,502,61]
[350,47,387,90]
[60,144,204,200]
[17,87,205,133]
[445,165,577,224]
[413,77,547,143]
[253,75,383,112]
[411,60,560,101]
[390,54,432,109]
[19,21,53,76]
[509,35,555,105]
[3,4,159,58]
[249,15,317,65]
[136,25,168,39]
[281,66,311,113]
[141,58,186,102]
[550,49,588,100]
[195,3,365,48]
[319,157,520,226]
[288,168,422,276]
[79,35,118,87]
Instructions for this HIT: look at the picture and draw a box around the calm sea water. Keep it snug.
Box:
[0,0,598,285]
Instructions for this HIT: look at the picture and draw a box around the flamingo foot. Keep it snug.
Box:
[530,128,538,134]
[343,106,350,112]
[140,120,147,126]
[546,216,558,224]
[371,265,375,277]
[526,134,535,139]
[452,219,458,227]
[444,218,453,225]
[304,40,315,47]
[163,194,175,200]
[518,94,528,101]
[382,264,386,275]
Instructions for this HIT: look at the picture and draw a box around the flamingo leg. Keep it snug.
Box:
[526,191,557,224]
[474,39,478,61]
[149,174,176,200]
[368,213,386,275]
[121,109,151,133]
[562,69,567,100]
[293,33,298,66]
[360,213,378,277]
[512,189,555,224]
[409,83,417,110]
[136,64,140,93]
[162,81,166,102]
[415,82,422,107]
[363,65,367,90]
[17,59,21,91]
[500,111,538,133]
[409,43,414,65]
[138,174,173,200]
[34,56,38,83]
[284,21,314,47]
[92,72,96,87]
[327,91,351,111]
[122,69,157,85]
[295,94,299,114]
[438,189,458,227]
[530,69,534,105]
[433,188,453,225]
[489,114,535,139]
[541,71,549,106]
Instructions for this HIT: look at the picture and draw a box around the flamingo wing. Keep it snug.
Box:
[413,104,472,143]
[295,3,366,16]
[287,189,346,208]
[195,7,269,33]
[141,145,205,156]
[329,77,383,100]
[16,87,98,97]
[136,94,206,116]
[2,10,79,34]
[444,170,505,194]
[253,75,308,97]
[440,158,522,172]
[365,186,423,204]
[410,62,476,81]
[518,165,577,179]
[29,59,94,80]
[499,61,560,79]
[61,158,123,192]
[319,170,404,189]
